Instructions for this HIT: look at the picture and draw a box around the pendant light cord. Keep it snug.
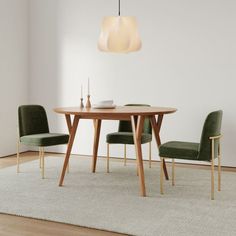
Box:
[118,0,120,16]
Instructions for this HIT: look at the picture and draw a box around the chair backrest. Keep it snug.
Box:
[198,110,223,161]
[118,104,152,134]
[18,105,49,137]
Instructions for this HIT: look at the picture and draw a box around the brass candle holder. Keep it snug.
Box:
[86,95,91,108]
[80,98,84,108]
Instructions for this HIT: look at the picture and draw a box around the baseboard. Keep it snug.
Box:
[0,151,29,159]
[19,150,236,170]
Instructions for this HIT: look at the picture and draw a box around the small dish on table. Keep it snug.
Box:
[93,100,116,109]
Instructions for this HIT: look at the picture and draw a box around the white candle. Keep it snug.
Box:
[88,77,90,95]
[81,85,83,98]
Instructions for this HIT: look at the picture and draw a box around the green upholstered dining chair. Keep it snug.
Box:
[159,110,223,200]
[106,104,152,173]
[17,105,69,179]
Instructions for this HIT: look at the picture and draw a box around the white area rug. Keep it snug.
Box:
[0,156,236,236]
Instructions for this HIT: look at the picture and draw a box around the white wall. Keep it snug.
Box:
[29,0,236,166]
[0,0,29,157]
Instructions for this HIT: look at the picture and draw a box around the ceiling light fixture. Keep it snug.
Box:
[98,0,142,53]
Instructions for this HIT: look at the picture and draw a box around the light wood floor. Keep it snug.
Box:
[0,152,235,236]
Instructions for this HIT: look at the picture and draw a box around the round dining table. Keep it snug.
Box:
[54,106,177,197]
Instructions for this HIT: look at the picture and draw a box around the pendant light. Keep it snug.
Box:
[98,0,142,53]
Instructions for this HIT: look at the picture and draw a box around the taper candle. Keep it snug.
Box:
[81,85,83,98]
[88,77,90,95]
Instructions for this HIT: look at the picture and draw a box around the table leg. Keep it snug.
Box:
[150,115,169,180]
[92,119,102,173]
[59,115,80,186]
[65,114,72,173]
[131,115,146,197]
[65,114,72,132]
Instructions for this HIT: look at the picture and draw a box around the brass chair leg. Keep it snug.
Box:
[149,142,152,168]
[136,164,139,176]
[172,159,175,186]
[39,148,42,168]
[211,139,215,200]
[17,141,20,173]
[124,144,127,166]
[107,143,110,173]
[218,140,221,191]
[41,147,45,179]
[160,157,164,194]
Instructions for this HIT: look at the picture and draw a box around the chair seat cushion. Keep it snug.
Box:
[106,132,152,145]
[159,141,200,160]
[20,133,69,147]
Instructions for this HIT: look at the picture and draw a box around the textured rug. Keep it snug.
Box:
[0,156,236,236]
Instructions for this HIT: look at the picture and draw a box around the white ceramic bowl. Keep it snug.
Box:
[97,100,114,105]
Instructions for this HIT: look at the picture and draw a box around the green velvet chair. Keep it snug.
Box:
[17,105,69,179]
[106,104,152,173]
[159,110,223,200]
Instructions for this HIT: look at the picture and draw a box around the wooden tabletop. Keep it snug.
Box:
[54,106,177,120]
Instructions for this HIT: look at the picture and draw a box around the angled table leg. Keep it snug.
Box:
[59,115,80,186]
[65,114,72,173]
[131,115,146,197]
[65,114,72,133]
[92,119,102,173]
[150,115,169,180]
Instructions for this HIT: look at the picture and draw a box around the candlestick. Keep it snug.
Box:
[80,98,84,108]
[81,85,83,98]
[88,77,90,95]
[86,95,91,108]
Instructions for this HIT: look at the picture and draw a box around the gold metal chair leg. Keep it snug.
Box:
[149,142,152,168]
[160,157,164,194]
[211,139,215,200]
[39,148,42,169]
[107,143,110,173]
[41,147,45,179]
[17,141,20,173]
[124,144,127,166]
[218,140,221,191]
[136,164,139,176]
[172,159,175,186]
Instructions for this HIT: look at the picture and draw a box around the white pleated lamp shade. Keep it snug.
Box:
[98,16,142,53]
